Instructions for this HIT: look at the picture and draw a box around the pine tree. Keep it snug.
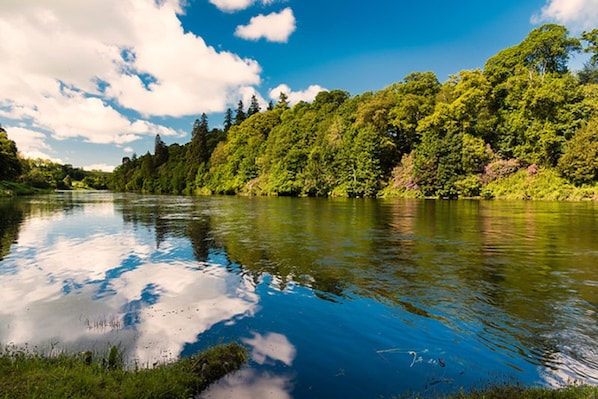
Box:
[224,108,233,132]
[234,100,246,125]
[247,95,261,117]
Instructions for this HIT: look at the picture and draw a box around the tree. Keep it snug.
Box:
[581,29,598,64]
[223,108,233,132]
[0,126,22,181]
[247,95,261,117]
[276,92,289,110]
[186,114,210,183]
[154,134,168,166]
[579,29,598,84]
[558,118,598,184]
[520,24,581,81]
[234,100,246,125]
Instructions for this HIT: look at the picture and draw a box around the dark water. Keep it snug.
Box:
[0,192,597,398]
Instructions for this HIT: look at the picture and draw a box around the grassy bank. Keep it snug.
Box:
[442,383,598,399]
[0,343,247,399]
[0,181,51,197]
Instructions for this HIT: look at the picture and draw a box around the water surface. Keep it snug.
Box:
[0,193,596,398]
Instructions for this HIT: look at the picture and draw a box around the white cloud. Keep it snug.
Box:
[235,8,296,42]
[0,0,262,147]
[210,0,254,12]
[4,125,64,163]
[268,83,327,105]
[235,86,269,111]
[209,0,278,12]
[83,163,116,172]
[532,0,598,32]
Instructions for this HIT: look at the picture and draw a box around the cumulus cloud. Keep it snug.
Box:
[532,0,598,32]
[0,0,261,148]
[83,163,117,172]
[209,0,278,12]
[209,0,254,12]
[4,126,63,163]
[235,8,296,42]
[268,83,327,105]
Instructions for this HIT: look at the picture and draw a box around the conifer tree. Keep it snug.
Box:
[234,100,246,125]
[248,95,261,116]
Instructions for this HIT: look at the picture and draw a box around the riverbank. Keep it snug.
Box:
[0,342,247,398]
[439,383,598,399]
[0,181,50,197]
[382,167,598,201]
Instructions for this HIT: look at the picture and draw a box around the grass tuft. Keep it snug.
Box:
[0,342,247,399]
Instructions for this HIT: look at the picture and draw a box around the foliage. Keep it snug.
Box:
[558,117,598,184]
[0,126,22,181]
[0,342,247,399]
[104,24,598,199]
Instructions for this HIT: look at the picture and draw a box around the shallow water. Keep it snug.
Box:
[0,192,597,398]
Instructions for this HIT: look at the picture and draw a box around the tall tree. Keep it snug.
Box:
[579,29,598,84]
[186,114,210,183]
[276,92,290,110]
[581,29,598,64]
[154,134,168,166]
[224,108,233,132]
[247,95,261,117]
[234,100,246,125]
[0,126,22,181]
[521,24,581,79]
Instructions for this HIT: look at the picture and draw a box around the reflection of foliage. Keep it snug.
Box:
[0,200,25,260]
[102,195,598,377]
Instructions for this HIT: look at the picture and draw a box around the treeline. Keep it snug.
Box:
[110,24,598,198]
[0,126,110,192]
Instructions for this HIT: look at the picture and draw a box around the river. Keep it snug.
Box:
[0,192,597,398]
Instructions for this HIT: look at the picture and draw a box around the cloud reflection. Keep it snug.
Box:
[199,368,293,399]
[242,332,296,366]
[0,205,259,366]
[199,332,296,399]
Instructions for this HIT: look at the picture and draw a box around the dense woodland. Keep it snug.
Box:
[0,126,110,193]
[3,24,598,199]
[108,24,598,199]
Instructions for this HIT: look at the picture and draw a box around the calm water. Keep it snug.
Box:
[1,192,597,398]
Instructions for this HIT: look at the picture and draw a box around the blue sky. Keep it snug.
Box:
[1,0,596,171]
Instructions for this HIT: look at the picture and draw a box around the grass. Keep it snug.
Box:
[401,382,598,399]
[482,168,598,201]
[445,383,598,399]
[0,342,247,399]
[0,181,50,197]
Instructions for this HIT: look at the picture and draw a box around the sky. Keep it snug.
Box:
[1,0,597,171]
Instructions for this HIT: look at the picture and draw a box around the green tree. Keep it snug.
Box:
[558,117,598,184]
[247,95,261,117]
[388,72,440,153]
[581,29,598,64]
[522,24,581,79]
[0,126,22,181]
[276,92,290,110]
[223,108,233,132]
[186,114,210,185]
[154,134,168,166]
[579,29,598,84]
[234,100,246,125]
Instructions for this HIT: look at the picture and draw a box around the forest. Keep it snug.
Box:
[3,24,598,199]
[108,24,598,199]
[0,125,110,195]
